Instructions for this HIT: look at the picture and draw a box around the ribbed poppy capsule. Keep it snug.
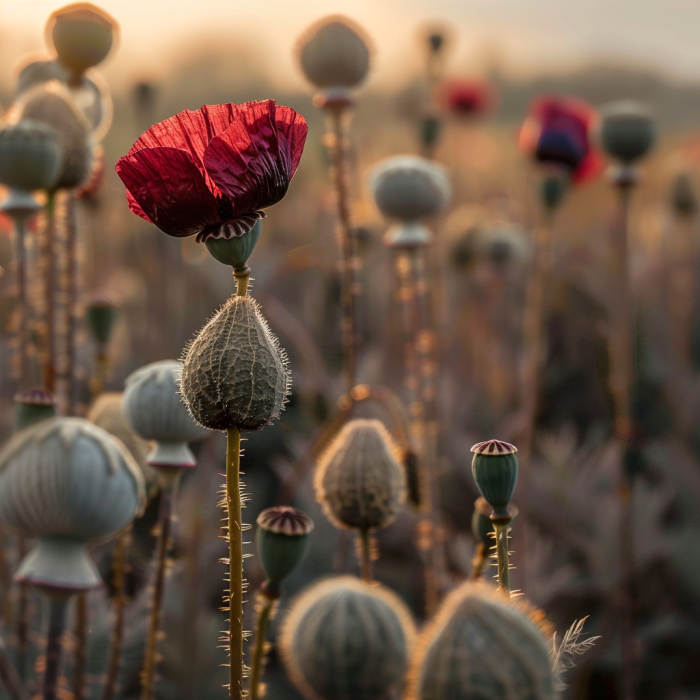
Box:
[470,439,518,519]
[256,506,314,598]
[122,360,209,470]
[599,100,655,164]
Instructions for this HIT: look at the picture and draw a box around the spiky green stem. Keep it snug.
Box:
[249,593,275,700]
[493,521,511,592]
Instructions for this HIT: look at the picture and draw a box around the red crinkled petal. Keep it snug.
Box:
[204,100,307,217]
[116,147,221,237]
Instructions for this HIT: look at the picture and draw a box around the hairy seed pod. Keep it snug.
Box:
[14,388,56,431]
[599,100,655,164]
[180,295,290,432]
[409,582,555,700]
[14,81,92,190]
[281,576,415,700]
[370,155,451,222]
[49,3,117,77]
[298,16,371,89]
[471,439,518,519]
[0,120,63,192]
[123,360,208,469]
[314,419,406,531]
[0,417,145,590]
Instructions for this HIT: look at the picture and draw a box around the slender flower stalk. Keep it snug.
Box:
[73,593,88,700]
[41,193,58,394]
[43,594,70,700]
[63,192,80,416]
[249,594,275,700]
[0,636,28,700]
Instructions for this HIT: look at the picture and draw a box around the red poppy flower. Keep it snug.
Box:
[116,99,307,242]
[518,95,603,184]
[440,78,495,118]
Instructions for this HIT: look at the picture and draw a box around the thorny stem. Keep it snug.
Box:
[41,193,57,395]
[249,593,275,700]
[328,107,358,394]
[226,426,244,700]
[358,529,373,583]
[493,521,511,592]
[140,486,176,700]
[73,593,88,700]
[0,636,29,700]
[103,530,129,700]
[42,594,70,700]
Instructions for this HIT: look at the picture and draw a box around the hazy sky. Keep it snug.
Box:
[1,0,699,89]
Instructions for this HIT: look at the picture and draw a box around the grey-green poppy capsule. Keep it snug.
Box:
[471,497,493,548]
[370,155,451,222]
[205,219,262,269]
[123,360,209,469]
[85,291,119,345]
[298,17,371,89]
[470,439,518,518]
[0,120,63,192]
[14,388,56,431]
[0,417,145,590]
[599,100,655,164]
[671,172,697,219]
[256,506,314,597]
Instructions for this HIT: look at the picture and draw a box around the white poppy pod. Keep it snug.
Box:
[122,360,209,469]
[0,418,146,591]
[370,155,451,223]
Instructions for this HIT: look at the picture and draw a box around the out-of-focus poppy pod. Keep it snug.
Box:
[116,100,308,243]
[518,95,603,185]
[439,78,496,119]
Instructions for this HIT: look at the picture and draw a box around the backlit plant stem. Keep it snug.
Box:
[41,194,57,394]
[470,543,486,581]
[64,193,79,417]
[42,595,70,700]
[358,528,373,583]
[248,594,275,700]
[14,220,30,385]
[102,530,128,700]
[73,594,88,700]
[492,520,512,592]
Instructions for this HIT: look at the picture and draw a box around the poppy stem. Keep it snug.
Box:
[492,520,512,592]
[41,192,57,395]
[470,543,487,581]
[234,267,250,297]
[63,192,79,417]
[225,426,244,700]
[72,593,88,700]
[42,593,70,700]
[248,592,275,700]
[358,529,373,583]
[0,635,28,700]
[13,219,30,387]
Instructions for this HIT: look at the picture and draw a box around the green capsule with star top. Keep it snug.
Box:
[470,439,518,519]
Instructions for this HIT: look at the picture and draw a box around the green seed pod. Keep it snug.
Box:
[123,360,209,469]
[49,4,117,77]
[470,439,518,519]
[370,155,451,222]
[471,497,493,549]
[15,81,93,190]
[0,417,145,590]
[85,291,119,345]
[541,174,568,211]
[671,172,697,219]
[599,100,655,164]
[281,576,415,700]
[205,219,262,269]
[14,388,56,431]
[256,506,314,597]
[180,295,290,432]
[298,16,371,89]
[0,120,63,192]
[409,582,555,700]
[314,419,407,531]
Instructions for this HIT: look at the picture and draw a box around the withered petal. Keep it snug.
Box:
[116,147,221,238]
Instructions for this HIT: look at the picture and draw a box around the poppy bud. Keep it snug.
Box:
[85,291,119,345]
[671,172,697,219]
[14,82,92,190]
[49,4,117,79]
[0,120,63,192]
[409,582,555,700]
[0,417,145,590]
[281,576,415,700]
[428,32,445,54]
[599,100,655,164]
[370,155,451,222]
[541,173,569,211]
[470,439,518,519]
[298,17,371,90]
[14,388,56,431]
[256,506,314,598]
[314,419,407,531]
[471,496,493,548]
[123,360,209,470]
[205,219,261,270]
[180,296,290,432]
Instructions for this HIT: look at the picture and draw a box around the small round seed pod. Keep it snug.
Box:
[256,506,314,598]
[599,100,655,164]
[14,388,56,431]
[13,81,93,190]
[48,4,118,78]
[0,120,63,192]
[314,419,406,531]
[180,295,290,432]
[370,155,451,223]
[298,17,371,90]
[85,290,119,346]
[671,171,698,219]
[471,497,494,549]
[408,582,555,700]
[470,439,518,519]
[205,219,261,270]
[123,360,209,470]
[281,576,415,700]
[0,417,145,590]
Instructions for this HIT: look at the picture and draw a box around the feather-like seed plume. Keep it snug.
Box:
[550,617,600,692]
[180,295,291,432]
